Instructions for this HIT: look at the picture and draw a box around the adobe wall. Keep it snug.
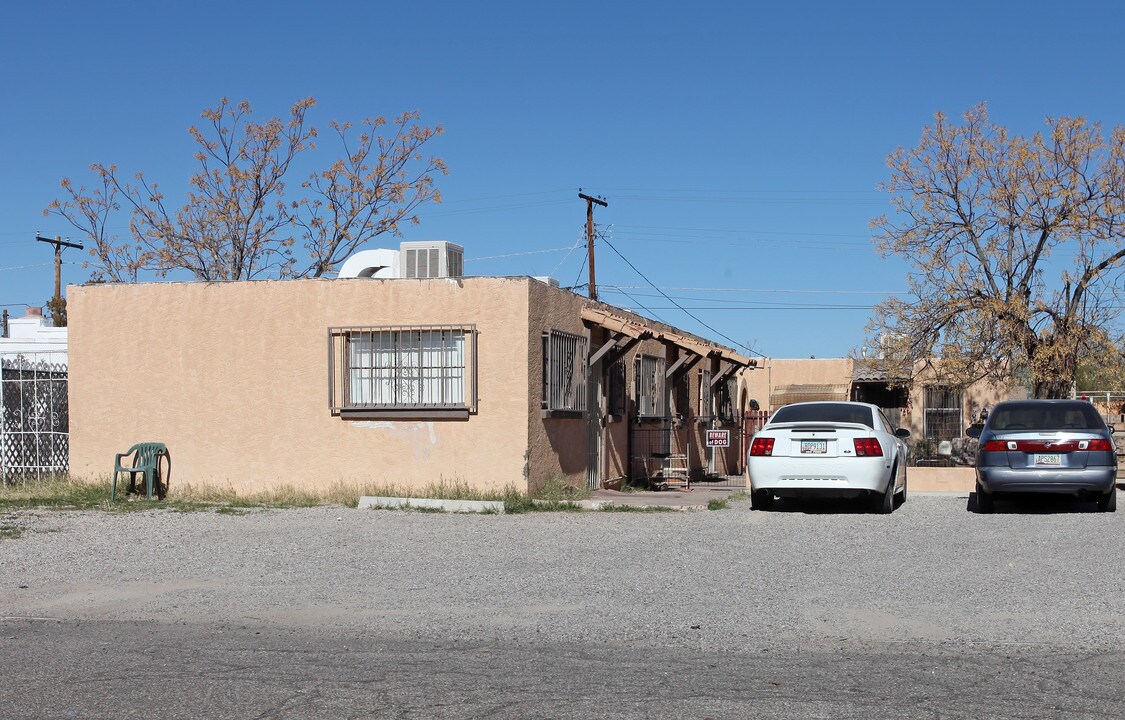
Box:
[68,277,533,494]
[742,357,854,411]
[903,366,1024,440]
[525,284,747,490]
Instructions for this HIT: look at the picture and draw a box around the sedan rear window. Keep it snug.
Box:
[770,403,874,428]
[988,402,1106,431]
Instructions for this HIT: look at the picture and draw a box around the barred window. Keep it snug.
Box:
[717,375,738,425]
[635,354,666,418]
[698,369,713,420]
[542,329,588,415]
[673,367,690,418]
[923,385,962,441]
[329,325,476,418]
[607,358,627,416]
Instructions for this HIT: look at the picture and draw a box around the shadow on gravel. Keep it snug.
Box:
[968,491,1109,515]
[768,497,891,515]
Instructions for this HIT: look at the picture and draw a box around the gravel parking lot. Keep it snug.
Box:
[3,493,1123,653]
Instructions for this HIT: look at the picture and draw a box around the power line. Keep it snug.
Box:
[598,236,767,358]
[609,285,906,295]
[0,262,58,272]
[598,288,876,309]
[467,245,580,261]
[610,286,668,324]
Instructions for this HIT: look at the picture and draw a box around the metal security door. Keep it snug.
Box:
[0,355,69,484]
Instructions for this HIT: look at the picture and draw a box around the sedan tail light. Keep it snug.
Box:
[853,438,883,456]
[749,437,775,456]
[979,439,1108,452]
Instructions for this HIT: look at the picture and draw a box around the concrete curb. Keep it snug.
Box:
[358,496,505,514]
[576,500,708,512]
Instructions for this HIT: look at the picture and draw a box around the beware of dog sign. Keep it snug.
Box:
[705,430,730,448]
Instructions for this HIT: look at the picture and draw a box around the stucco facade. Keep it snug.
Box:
[69,277,751,494]
[743,356,1022,461]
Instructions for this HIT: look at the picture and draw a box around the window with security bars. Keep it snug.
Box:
[541,329,588,414]
[673,367,690,419]
[635,354,666,418]
[717,375,739,425]
[698,369,713,421]
[607,358,626,416]
[329,325,476,414]
[924,385,962,441]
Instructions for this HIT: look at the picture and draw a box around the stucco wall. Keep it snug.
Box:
[742,358,854,411]
[524,286,750,489]
[524,283,590,492]
[68,277,533,493]
[904,368,1022,440]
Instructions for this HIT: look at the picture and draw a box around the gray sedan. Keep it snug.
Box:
[967,399,1118,513]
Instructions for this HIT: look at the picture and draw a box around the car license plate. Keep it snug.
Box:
[801,440,827,454]
[1034,453,1062,466]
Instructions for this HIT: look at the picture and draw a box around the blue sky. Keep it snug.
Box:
[3,1,1124,358]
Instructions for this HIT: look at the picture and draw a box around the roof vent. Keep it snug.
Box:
[336,249,400,279]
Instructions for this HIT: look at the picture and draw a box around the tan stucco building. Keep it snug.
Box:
[743,357,1022,462]
[68,277,753,494]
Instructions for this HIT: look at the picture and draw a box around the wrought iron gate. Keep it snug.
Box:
[630,420,691,489]
[1,354,69,484]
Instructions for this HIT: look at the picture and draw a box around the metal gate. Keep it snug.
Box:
[1,354,69,484]
[630,420,691,489]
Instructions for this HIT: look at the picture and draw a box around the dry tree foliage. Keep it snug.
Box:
[46,97,446,283]
[870,103,1125,398]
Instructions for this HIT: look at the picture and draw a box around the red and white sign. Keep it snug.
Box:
[706,430,731,448]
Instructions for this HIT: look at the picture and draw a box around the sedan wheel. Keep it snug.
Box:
[751,490,775,511]
[1097,488,1118,513]
[975,483,994,514]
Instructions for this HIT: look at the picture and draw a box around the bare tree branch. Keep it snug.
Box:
[44,97,445,283]
[869,103,1125,398]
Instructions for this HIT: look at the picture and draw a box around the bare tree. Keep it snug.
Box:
[870,103,1125,398]
[46,97,446,282]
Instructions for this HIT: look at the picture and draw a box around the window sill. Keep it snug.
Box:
[541,409,583,419]
[339,407,470,420]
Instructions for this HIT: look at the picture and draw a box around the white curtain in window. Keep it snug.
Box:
[350,330,464,406]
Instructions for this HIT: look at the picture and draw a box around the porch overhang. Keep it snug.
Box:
[581,307,757,370]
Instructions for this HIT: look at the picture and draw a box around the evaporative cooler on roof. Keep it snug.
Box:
[400,241,464,279]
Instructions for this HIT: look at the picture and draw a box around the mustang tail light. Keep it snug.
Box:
[853,438,883,456]
[749,437,775,456]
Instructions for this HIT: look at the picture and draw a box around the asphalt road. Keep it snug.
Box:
[1,493,1122,719]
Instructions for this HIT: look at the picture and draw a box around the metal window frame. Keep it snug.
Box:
[698,368,713,422]
[635,353,667,419]
[542,329,588,416]
[923,384,963,440]
[716,374,739,426]
[328,324,477,418]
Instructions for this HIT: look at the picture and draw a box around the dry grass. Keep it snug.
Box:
[0,474,591,514]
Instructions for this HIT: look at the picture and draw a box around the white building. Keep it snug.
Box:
[1,306,68,362]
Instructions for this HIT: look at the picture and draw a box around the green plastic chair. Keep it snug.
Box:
[112,443,171,500]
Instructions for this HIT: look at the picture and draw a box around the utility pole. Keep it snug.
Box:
[577,190,608,301]
[36,234,84,326]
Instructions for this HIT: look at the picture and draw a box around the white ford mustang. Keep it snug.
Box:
[746,401,910,513]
